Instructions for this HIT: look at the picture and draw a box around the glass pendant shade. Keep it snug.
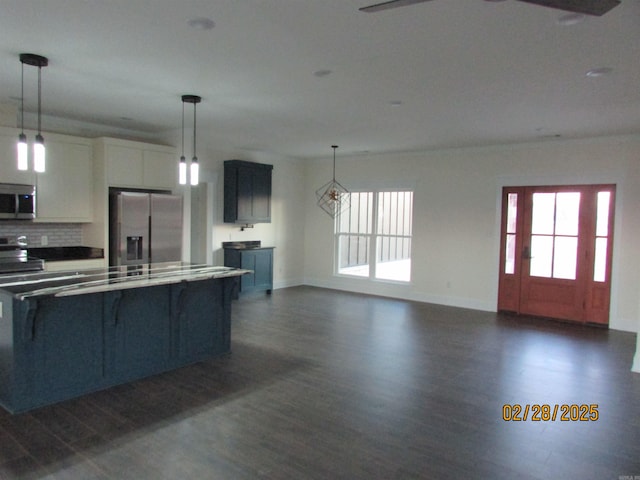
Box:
[190,158,199,186]
[33,134,45,173]
[17,133,28,170]
[179,156,187,185]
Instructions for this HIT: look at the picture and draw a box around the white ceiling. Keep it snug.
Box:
[1,0,638,159]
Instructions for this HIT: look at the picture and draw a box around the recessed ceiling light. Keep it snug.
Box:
[557,13,586,26]
[586,67,613,78]
[187,17,215,30]
[313,69,333,78]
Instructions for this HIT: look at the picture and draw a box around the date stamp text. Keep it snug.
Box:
[502,404,599,422]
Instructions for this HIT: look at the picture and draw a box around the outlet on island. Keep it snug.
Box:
[40,235,48,246]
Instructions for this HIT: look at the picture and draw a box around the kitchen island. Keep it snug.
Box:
[0,263,249,413]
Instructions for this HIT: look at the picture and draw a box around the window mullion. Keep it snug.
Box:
[370,191,378,280]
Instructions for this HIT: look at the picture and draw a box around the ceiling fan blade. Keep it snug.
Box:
[516,0,621,16]
[359,0,435,13]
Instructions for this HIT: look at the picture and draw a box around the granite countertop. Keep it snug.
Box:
[27,246,104,261]
[0,263,250,300]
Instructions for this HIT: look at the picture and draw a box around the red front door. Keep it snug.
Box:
[498,185,615,325]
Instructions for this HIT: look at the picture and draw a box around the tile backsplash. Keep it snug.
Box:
[0,222,83,247]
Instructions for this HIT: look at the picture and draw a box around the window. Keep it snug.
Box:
[336,190,413,282]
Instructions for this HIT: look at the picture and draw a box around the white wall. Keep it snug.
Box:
[303,135,640,333]
[634,305,640,372]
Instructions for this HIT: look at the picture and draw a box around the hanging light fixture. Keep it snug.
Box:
[178,98,187,185]
[315,145,350,218]
[17,58,27,171]
[190,95,200,186]
[179,94,201,186]
[18,53,48,173]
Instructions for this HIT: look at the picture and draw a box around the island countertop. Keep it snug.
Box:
[0,263,251,300]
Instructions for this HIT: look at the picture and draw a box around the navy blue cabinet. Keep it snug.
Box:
[0,274,239,414]
[10,295,103,409]
[104,286,172,381]
[171,278,232,362]
[33,295,104,393]
[224,247,273,295]
[224,160,273,224]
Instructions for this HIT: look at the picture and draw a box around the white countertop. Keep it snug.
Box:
[0,263,251,300]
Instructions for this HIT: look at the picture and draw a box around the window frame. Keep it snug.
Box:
[334,189,414,284]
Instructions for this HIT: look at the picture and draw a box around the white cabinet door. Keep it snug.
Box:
[143,149,176,189]
[105,142,176,190]
[106,144,144,187]
[35,139,93,222]
[0,129,36,185]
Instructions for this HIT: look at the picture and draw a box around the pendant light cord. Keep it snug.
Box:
[20,62,25,133]
[37,65,42,135]
[192,102,197,159]
[181,101,185,157]
[332,145,338,182]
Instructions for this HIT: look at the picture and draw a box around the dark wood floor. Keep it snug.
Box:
[1,286,639,479]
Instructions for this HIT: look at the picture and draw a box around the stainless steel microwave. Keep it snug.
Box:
[0,184,36,220]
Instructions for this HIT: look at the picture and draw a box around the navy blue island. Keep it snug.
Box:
[0,263,249,414]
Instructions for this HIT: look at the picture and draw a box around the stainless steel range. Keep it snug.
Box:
[0,236,44,274]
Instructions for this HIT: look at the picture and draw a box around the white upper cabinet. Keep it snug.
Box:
[35,137,93,223]
[142,149,177,190]
[0,126,93,222]
[105,144,144,187]
[100,138,176,190]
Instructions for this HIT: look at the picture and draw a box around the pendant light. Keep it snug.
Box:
[178,99,187,185]
[18,53,48,173]
[179,94,201,186]
[315,145,350,218]
[17,59,27,170]
[190,95,200,186]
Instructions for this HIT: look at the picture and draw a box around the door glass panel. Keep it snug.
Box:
[596,191,610,237]
[507,193,518,234]
[555,192,580,236]
[593,191,611,283]
[530,191,579,280]
[504,193,518,275]
[505,234,516,274]
[530,235,553,278]
[553,236,578,280]
[594,238,607,282]
[531,193,555,235]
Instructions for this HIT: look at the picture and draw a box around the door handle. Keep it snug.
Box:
[522,246,532,260]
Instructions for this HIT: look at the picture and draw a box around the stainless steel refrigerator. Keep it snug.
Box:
[109,192,183,267]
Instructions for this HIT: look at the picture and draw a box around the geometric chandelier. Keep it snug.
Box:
[315,145,350,219]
